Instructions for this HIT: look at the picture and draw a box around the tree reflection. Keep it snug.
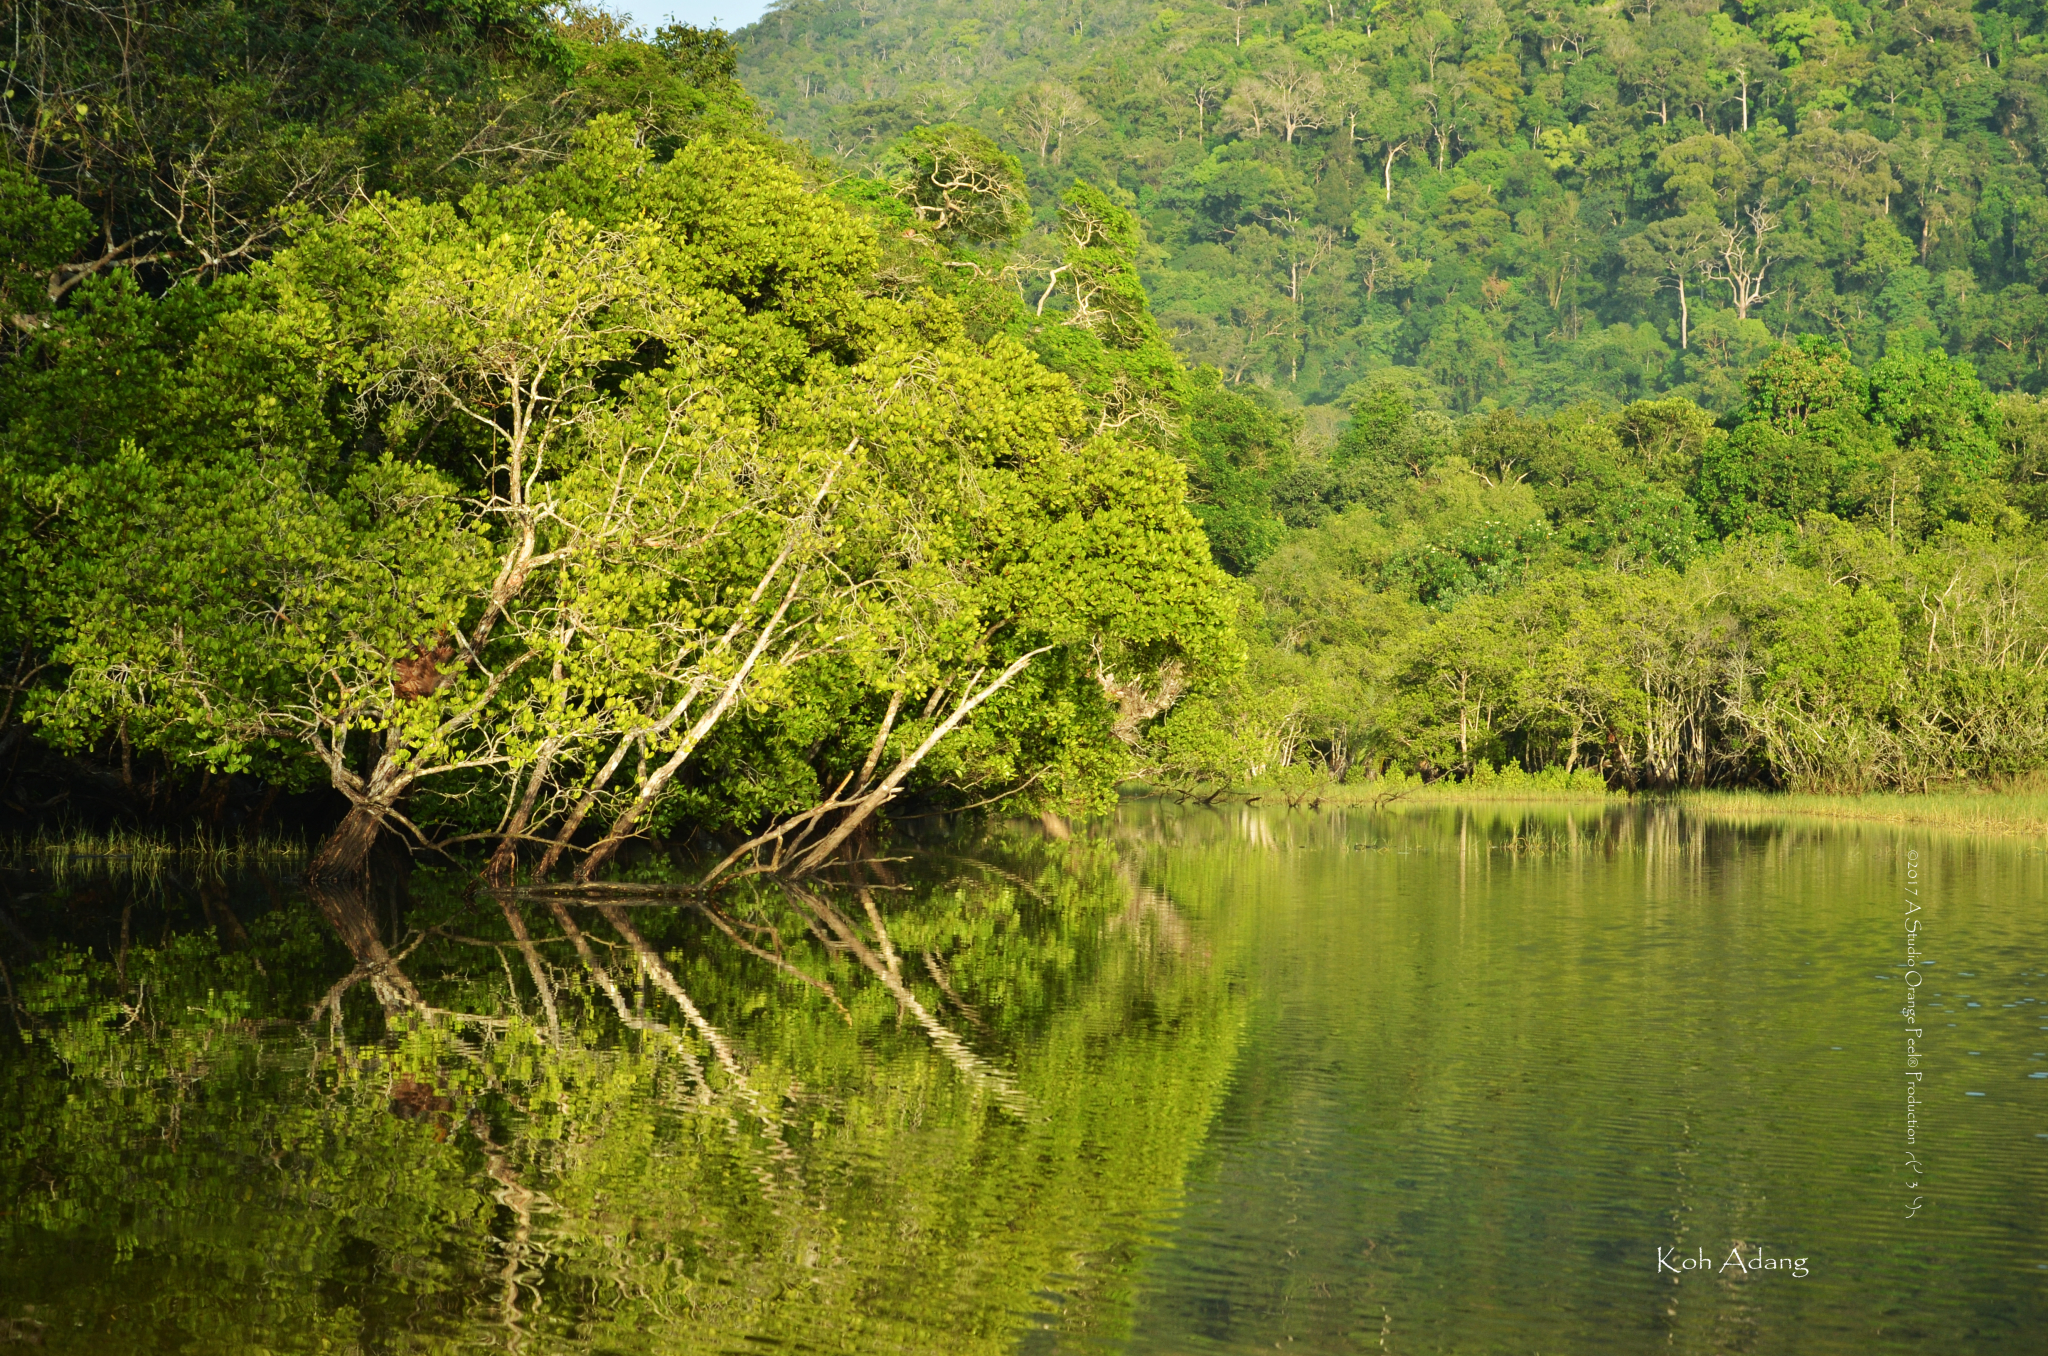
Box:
[0,827,1243,1353]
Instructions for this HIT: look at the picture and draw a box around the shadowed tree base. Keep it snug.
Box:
[309,804,384,881]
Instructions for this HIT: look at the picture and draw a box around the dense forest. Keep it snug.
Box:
[3,1,2048,879]
[0,1,1231,874]
[739,0,2048,411]
[743,0,2048,797]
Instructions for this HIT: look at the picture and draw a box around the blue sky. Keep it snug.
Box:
[610,0,775,32]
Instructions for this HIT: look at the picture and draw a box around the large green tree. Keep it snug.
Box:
[12,119,1234,873]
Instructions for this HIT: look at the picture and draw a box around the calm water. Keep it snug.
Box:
[1,803,2044,1352]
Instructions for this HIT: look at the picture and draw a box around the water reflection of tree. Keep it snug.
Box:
[0,831,1244,1353]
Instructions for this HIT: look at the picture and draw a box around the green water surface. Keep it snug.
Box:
[0,803,2042,1352]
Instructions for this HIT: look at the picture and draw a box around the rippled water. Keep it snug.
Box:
[1,803,2043,1353]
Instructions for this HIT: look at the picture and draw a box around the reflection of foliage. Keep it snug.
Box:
[0,840,1242,1352]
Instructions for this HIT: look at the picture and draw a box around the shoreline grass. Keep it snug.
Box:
[6,826,308,883]
[1661,787,2048,838]
[1130,775,2048,837]
[1124,766,1610,810]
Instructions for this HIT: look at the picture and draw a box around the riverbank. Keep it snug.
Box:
[5,826,308,883]
[1664,786,2048,838]
[1123,765,1609,808]
[1133,771,2048,837]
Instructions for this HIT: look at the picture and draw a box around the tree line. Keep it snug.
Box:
[738,0,2048,794]
[1151,340,2048,794]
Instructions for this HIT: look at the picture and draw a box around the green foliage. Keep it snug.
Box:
[2,2,751,296]
[1868,342,2007,523]
[888,123,1030,243]
[3,108,1234,865]
[1743,339,1871,431]
[0,845,1244,1350]
[1171,369,1298,572]
[1384,518,1544,611]
[19,0,2048,834]
[1577,479,1709,572]
[737,0,2048,414]
[0,167,89,324]
[1134,352,2048,795]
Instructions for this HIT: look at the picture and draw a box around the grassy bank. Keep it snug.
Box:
[1127,764,1611,809]
[1665,787,2048,838]
[1133,769,2048,836]
[6,827,308,883]
[1297,768,1610,806]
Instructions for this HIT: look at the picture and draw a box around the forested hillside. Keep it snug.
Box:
[726,0,2048,797]
[6,2,2048,866]
[738,0,2048,414]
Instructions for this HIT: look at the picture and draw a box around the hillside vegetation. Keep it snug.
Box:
[730,0,2048,798]
[739,0,2048,412]
[6,2,2048,868]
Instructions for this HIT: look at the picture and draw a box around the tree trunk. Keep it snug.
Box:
[310,802,387,881]
[699,649,1050,889]
[783,649,1048,878]
[489,735,564,885]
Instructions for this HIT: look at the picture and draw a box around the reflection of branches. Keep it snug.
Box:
[945,853,1052,905]
[921,951,992,1037]
[855,883,901,980]
[595,905,741,1081]
[697,901,849,1019]
[593,903,804,1152]
[0,951,28,1042]
[308,886,423,1017]
[495,897,561,1040]
[287,882,833,1249]
[304,863,1034,1162]
[497,899,807,1198]
[784,884,1030,1117]
[1111,866,1202,962]
[470,1112,554,1338]
[306,914,521,1035]
[542,897,712,1100]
